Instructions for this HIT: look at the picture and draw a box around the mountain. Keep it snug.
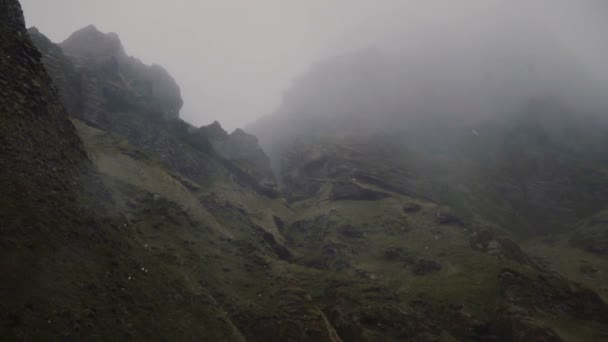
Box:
[249,47,608,235]
[1,2,284,340]
[1,0,607,340]
[247,49,608,339]
[29,25,277,197]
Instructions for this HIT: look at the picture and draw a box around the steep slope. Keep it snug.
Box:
[1,2,277,340]
[19,20,343,341]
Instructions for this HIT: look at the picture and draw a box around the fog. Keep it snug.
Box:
[20,0,608,132]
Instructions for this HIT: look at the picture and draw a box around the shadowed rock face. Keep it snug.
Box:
[201,121,277,187]
[27,27,84,117]
[1,0,110,338]
[31,25,183,121]
[30,27,278,198]
[0,0,94,222]
[61,24,127,61]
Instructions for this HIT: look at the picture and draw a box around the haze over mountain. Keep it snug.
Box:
[2,0,608,341]
[20,0,608,131]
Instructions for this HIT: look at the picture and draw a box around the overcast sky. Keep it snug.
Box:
[20,1,608,131]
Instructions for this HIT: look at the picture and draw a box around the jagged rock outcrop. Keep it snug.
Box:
[199,120,228,140]
[62,24,182,119]
[31,25,182,122]
[200,120,277,187]
[60,24,127,62]
[30,27,278,198]
[27,27,84,117]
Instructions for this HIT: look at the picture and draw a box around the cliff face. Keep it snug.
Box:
[1,4,274,340]
[31,25,182,122]
[30,26,278,197]
[0,0,96,230]
[27,27,84,118]
[62,24,183,120]
[1,0,109,338]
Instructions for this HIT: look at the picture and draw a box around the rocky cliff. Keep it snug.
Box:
[201,120,277,188]
[1,2,275,340]
[30,26,277,198]
[30,24,181,123]
[0,0,102,239]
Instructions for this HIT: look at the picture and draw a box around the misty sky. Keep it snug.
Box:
[20,0,608,131]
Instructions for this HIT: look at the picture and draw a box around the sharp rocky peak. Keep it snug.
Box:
[200,120,229,140]
[60,24,126,61]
